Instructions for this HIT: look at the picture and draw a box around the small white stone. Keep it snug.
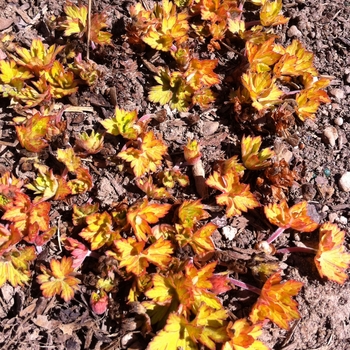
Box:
[203,121,219,136]
[287,25,302,38]
[322,126,338,147]
[329,88,345,100]
[334,117,343,126]
[339,172,350,192]
[337,216,348,225]
[328,213,338,223]
[222,226,238,240]
[321,205,329,212]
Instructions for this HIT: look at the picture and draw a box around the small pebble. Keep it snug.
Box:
[328,213,338,223]
[338,172,350,192]
[345,73,350,84]
[322,126,338,147]
[337,216,348,225]
[321,205,329,212]
[334,117,343,126]
[329,88,346,100]
[203,121,219,136]
[222,226,237,240]
[287,25,302,38]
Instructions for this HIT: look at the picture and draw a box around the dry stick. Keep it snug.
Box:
[86,0,92,60]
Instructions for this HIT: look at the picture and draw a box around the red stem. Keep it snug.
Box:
[276,246,317,254]
[266,227,285,244]
[229,277,261,295]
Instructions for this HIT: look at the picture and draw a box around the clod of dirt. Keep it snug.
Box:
[338,172,350,192]
[322,126,338,147]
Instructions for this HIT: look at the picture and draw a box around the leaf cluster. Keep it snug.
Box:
[0,2,347,350]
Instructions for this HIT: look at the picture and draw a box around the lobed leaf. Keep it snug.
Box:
[315,222,350,284]
[37,256,80,302]
[249,271,303,329]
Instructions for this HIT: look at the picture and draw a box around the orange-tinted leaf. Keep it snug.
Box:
[148,69,193,112]
[59,2,112,46]
[54,176,72,200]
[37,256,80,302]
[127,199,172,241]
[184,261,222,311]
[176,222,216,255]
[0,59,33,85]
[90,12,113,46]
[159,169,189,188]
[209,274,233,295]
[0,246,36,287]
[227,18,245,37]
[45,60,79,98]
[0,224,22,256]
[184,139,202,165]
[26,164,58,201]
[148,304,228,350]
[241,70,284,111]
[118,131,168,177]
[16,113,50,152]
[246,37,282,73]
[2,191,50,238]
[206,170,259,217]
[241,135,275,170]
[68,167,93,194]
[59,1,87,36]
[223,318,269,350]
[260,0,289,27]
[184,58,220,90]
[142,0,189,52]
[295,87,331,121]
[136,177,172,200]
[274,40,318,78]
[57,147,81,173]
[147,312,198,350]
[14,39,64,76]
[217,155,245,177]
[0,171,23,189]
[315,222,350,284]
[34,227,57,247]
[75,130,104,154]
[264,200,319,232]
[72,202,99,226]
[101,107,141,140]
[115,237,173,276]
[177,199,210,229]
[144,261,221,321]
[250,271,303,329]
[79,211,119,250]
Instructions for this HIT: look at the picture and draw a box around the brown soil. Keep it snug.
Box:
[0,0,350,349]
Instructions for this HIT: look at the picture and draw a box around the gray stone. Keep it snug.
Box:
[338,172,350,192]
[322,126,338,147]
[287,25,302,38]
[334,117,343,126]
[329,88,346,100]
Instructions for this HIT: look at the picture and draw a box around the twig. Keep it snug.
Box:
[87,0,92,60]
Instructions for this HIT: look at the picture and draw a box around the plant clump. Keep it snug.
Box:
[0,1,347,349]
